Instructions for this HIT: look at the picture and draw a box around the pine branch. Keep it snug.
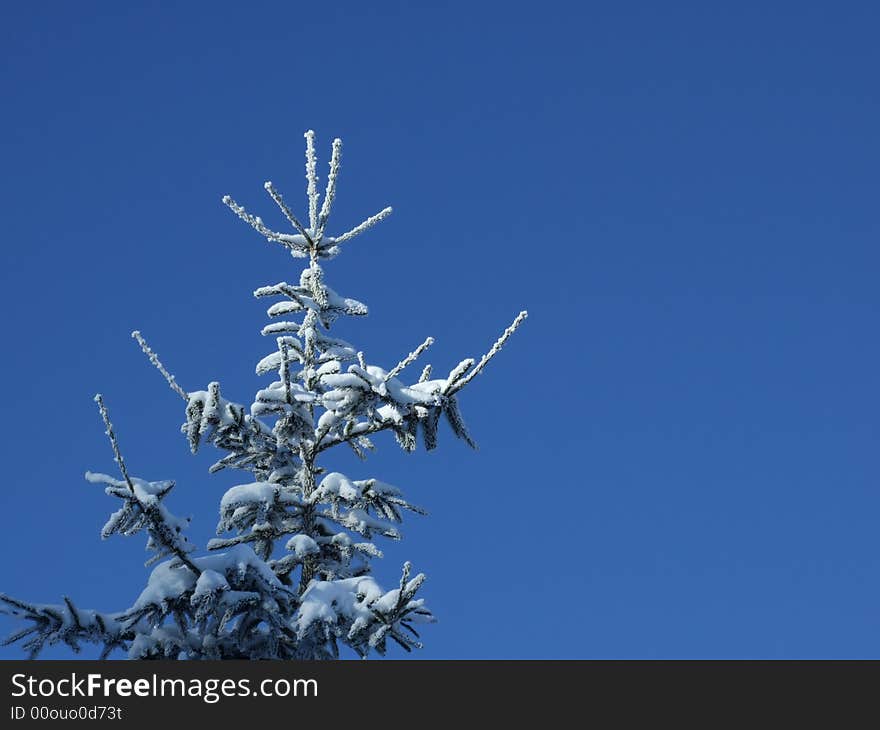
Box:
[304,129,319,233]
[94,394,135,488]
[131,331,188,401]
[446,310,529,394]
[447,358,474,385]
[222,195,306,254]
[334,206,393,244]
[317,137,342,238]
[279,339,293,405]
[94,395,201,575]
[263,181,312,243]
[0,594,132,659]
[315,418,397,454]
[385,337,434,382]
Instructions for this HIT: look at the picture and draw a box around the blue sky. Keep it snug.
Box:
[1,1,878,658]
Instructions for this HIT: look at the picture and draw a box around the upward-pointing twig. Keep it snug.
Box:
[94,394,201,575]
[94,394,134,489]
[317,138,342,238]
[263,181,312,244]
[131,331,188,401]
[335,206,393,244]
[221,195,301,253]
[279,338,292,405]
[386,337,434,382]
[304,130,319,233]
[447,311,529,394]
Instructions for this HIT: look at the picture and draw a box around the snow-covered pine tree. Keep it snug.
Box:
[1,131,526,659]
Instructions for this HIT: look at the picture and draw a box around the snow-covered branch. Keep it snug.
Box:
[263,181,312,243]
[131,331,188,401]
[92,395,199,573]
[0,594,130,659]
[446,310,529,394]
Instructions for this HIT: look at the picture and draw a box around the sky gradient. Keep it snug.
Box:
[1,1,878,658]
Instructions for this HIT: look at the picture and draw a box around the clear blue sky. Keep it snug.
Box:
[1,1,878,659]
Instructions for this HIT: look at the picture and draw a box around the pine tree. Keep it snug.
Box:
[1,132,526,659]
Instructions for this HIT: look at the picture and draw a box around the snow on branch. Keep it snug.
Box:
[334,206,393,244]
[362,561,433,654]
[304,129,319,233]
[295,561,433,659]
[221,194,312,257]
[0,594,129,659]
[446,310,529,394]
[317,138,342,237]
[263,181,311,242]
[92,395,198,572]
[131,331,188,401]
[385,336,434,382]
[94,394,134,488]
